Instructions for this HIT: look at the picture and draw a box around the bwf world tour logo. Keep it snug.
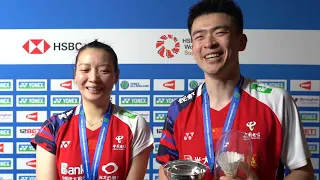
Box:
[23,39,51,54]
[156,34,180,58]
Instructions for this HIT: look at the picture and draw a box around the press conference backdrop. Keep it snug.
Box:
[0,1,319,180]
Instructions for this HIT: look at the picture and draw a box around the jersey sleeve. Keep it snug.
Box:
[156,102,179,165]
[30,116,58,155]
[131,114,154,158]
[281,92,311,170]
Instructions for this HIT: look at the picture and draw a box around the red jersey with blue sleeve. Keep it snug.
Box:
[156,77,310,180]
[31,104,154,180]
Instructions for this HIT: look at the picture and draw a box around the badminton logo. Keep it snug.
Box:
[156,34,180,58]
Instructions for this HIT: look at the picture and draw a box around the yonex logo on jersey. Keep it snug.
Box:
[101,162,118,174]
[251,84,272,94]
[246,121,256,131]
[120,110,137,119]
[184,132,194,140]
[60,141,70,148]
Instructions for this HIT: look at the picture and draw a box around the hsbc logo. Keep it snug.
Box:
[26,112,37,121]
[163,80,175,89]
[23,39,50,54]
[26,160,36,168]
[60,81,72,89]
[299,81,311,90]
[290,80,320,92]
[23,39,83,54]
[154,79,184,91]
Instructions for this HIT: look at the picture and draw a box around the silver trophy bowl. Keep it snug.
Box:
[163,160,207,180]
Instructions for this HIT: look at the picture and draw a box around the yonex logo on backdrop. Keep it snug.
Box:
[0,80,13,91]
[153,111,167,122]
[156,34,180,58]
[308,143,319,154]
[0,129,12,138]
[17,96,47,107]
[17,175,36,180]
[154,95,181,107]
[23,39,51,54]
[300,112,319,123]
[0,96,13,107]
[18,81,46,90]
[51,95,81,107]
[256,79,287,90]
[18,144,36,153]
[119,95,150,107]
[0,159,12,169]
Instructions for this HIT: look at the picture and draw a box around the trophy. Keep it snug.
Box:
[163,160,207,180]
[214,130,252,179]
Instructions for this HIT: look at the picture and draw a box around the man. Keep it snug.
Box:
[156,0,314,179]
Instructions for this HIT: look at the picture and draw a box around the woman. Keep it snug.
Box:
[31,40,154,180]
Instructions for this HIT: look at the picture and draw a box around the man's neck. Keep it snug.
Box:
[82,98,110,123]
[204,70,241,111]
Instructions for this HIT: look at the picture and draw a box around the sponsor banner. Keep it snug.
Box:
[134,111,150,122]
[16,95,47,107]
[303,127,319,138]
[50,95,81,107]
[16,174,36,180]
[188,79,204,91]
[110,95,116,105]
[153,79,184,91]
[0,158,13,170]
[308,142,319,154]
[0,111,13,123]
[0,174,13,180]
[153,126,163,138]
[153,142,159,154]
[292,96,320,107]
[152,158,161,170]
[16,142,36,154]
[16,111,47,123]
[0,80,13,91]
[0,142,13,154]
[16,79,47,91]
[299,111,319,123]
[16,127,40,138]
[256,79,287,90]
[0,96,13,107]
[119,79,150,91]
[144,173,150,180]
[311,158,319,169]
[50,79,78,91]
[0,127,13,139]
[153,111,167,123]
[16,158,36,170]
[153,95,182,107]
[290,80,320,91]
[119,95,150,107]
[2,30,320,65]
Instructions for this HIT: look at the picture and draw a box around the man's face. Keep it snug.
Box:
[191,13,246,77]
